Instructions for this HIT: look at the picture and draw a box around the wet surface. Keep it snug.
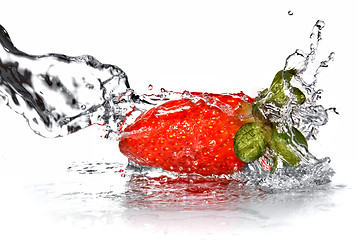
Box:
[0,133,355,239]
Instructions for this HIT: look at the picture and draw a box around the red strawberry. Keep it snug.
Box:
[118,92,255,176]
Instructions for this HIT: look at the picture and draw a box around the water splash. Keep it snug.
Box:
[237,20,336,191]
[0,21,336,191]
[0,24,137,137]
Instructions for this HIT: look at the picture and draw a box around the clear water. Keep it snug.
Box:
[0,150,349,238]
[236,22,336,190]
[0,20,345,237]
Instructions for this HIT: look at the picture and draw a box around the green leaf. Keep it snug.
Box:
[270,155,279,174]
[270,126,308,167]
[234,122,268,163]
[291,87,306,105]
[268,69,300,106]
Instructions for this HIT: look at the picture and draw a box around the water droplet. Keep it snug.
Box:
[81,104,86,110]
[288,10,293,16]
[315,20,325,30]
[320,61,329,68]
[237,114,244,121]
[86,84,94,89]
[160,88,166,92]
[148,84,153,90]
[328,52,335,61]
[181,91,191,98]
[209,140,216,146]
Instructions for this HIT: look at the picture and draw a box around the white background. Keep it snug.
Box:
[0,0,357,239]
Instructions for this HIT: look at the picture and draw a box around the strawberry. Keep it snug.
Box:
[119,70,312,176]
[118,92,255,176]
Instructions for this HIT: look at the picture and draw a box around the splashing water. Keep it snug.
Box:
[237,20,336,191]
[0,21,336,191]
[0,24,135,137]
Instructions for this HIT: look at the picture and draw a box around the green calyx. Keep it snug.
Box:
[233,122,269,163]
[234,122,307,169]
[270,125,308,167]
[258,69,306,107]
[233,69,309,172]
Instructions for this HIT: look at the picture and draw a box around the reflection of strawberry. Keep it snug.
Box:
[124,175,255,210]
[118,92,254,176]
